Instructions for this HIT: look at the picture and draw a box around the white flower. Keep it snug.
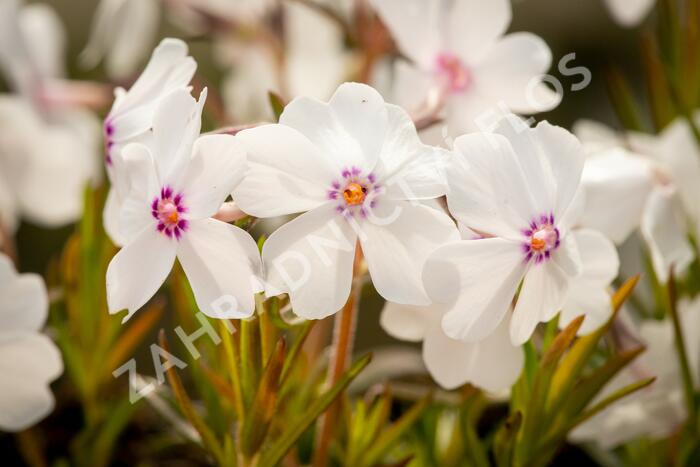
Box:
[0,0,100,230]
[380,302,523,393]
[603,0,654,27]
[80,0,160,80]
[425,117,619,345]
[103,38,197,246]
[574,119,696,282]
[571,299,700,448]
[0,253,63,432]
[233,83,459,319]
[106,89,263,322]
[369,0,560,134]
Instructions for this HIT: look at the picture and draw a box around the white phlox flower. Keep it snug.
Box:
[233,82,460,319]
[103,38,197,246]
[0,252,63,432]
[0,0,101,230]
[106,89,263,322]
[574,118,697,282]
[369,0,560,135]
[380,301,523,393]
[424,116,620,345]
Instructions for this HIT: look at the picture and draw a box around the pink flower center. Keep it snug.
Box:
[522,215,560,263]
[328,167,381,218]
[435,53,472,93]
[151,186,188,239]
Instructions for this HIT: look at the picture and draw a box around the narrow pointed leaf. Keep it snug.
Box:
[158,331,224,464]
[258,353,372,467]
[240,338,286,458]
[360,394,431,467]
[547,275,639,413]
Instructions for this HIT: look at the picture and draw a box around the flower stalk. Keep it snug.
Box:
[666,269,698,434]
[312,246,363,467]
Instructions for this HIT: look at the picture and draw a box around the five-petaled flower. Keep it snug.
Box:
[234,82,460,319]
[106,89,263,322]
[369,0,560,134]
[102,37,196,246]
[424,116,619,345]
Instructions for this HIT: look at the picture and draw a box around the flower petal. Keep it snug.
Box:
[367,0,442,65]
[475,32,558,113]
[0,271,47,333]
[103,187,126,247]
[234,124,334,217]
[181,135,246,220]
[494,118,584,223]
[328,83,388,164]
[107,37,196,117]
[106,227,176,321]
[0,333,62,431]
[361,200,459,305]
[560,229,619,334]
[379,301,439,342]
[450,0,512,63]
[580,148,653,244]
[279,83,388,173]
[117,143,160,243]
[641,188,694,283]
[604,0,654,27]
[423,315,523,392]
[391,60,433,115]
[262,203,357,319]
[375,104,450,200]
[177,219,263,319]
[424,237,526,342]
[449,132,537,238]
[152,89,205,183]
[511,259,570,345]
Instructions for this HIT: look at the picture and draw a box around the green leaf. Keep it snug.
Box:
[258,353,372,467]
[547,275,639,415]
[494,411,522,467]
[240,339,286,459]
[548,347,645,435]
[268,92,286,122]
[359,394,431,467]
[158,331,225,464]
[605,65,645,131]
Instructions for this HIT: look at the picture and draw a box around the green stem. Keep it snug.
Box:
[667,270,698,434]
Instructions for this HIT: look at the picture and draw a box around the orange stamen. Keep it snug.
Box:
[343,182,366,206]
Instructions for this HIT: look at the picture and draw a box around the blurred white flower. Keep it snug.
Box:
[575,119,696,282]
[380,302,523,393]
[425,117,619,345]
[0,0,101,230]
[103,38,197,246]
[603,0,654,27]
[571,299,700,448]
[81,0,160,80]
[0,253,63,432]
[233,83,459,319]
[220,1,350,123]
[370,0,560,135]
[106,89,263,322]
